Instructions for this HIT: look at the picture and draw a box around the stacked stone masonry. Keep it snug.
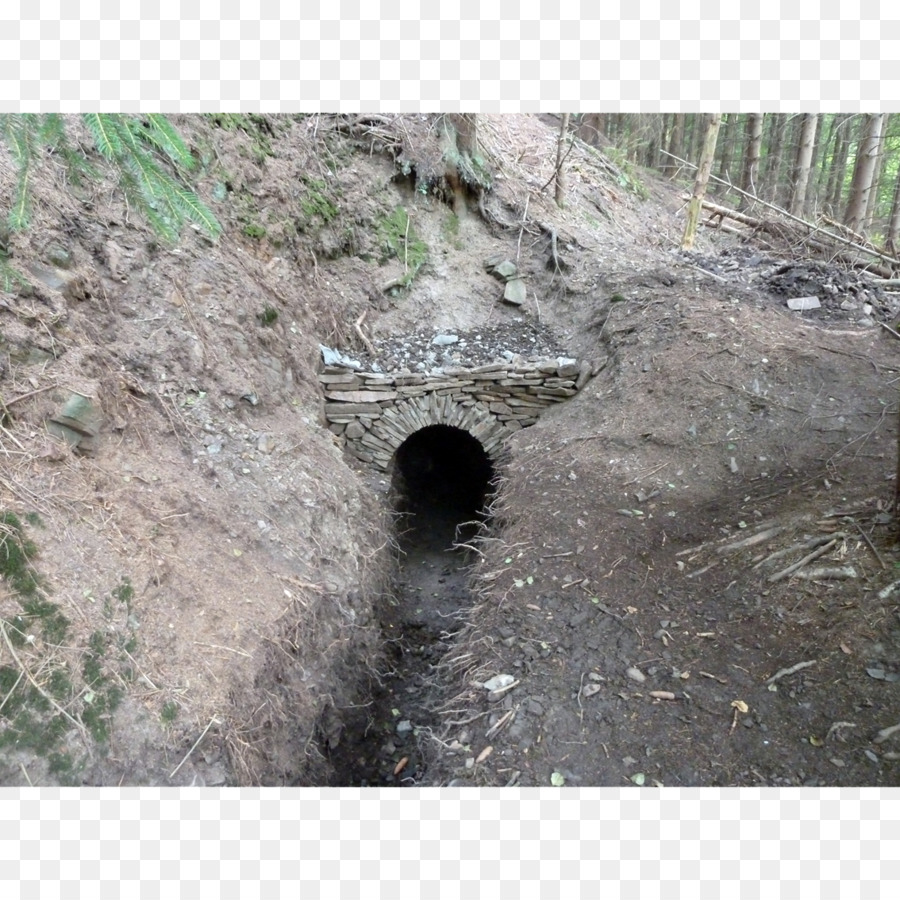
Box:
[320,358,593,469]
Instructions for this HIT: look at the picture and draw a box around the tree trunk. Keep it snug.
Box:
[886,164,900,253]
[665,113,685,176]
[686,114,702,164]
[826,114,853,215]
[716,113,738,185]
[578,113,604,146]
[763,114,787,204]
[555,113,570,208]
[844,113,885,234]
[682,114,721,250]
[739,113,764,208]
[790,113,819,217]
[864,113,890,232]
[803,113,825,217]
[643,114,663,169]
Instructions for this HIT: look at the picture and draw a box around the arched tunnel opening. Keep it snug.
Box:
[328,425,499,786]
[391,424,496,549]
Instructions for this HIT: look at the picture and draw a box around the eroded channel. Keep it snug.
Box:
[328,425,495,785]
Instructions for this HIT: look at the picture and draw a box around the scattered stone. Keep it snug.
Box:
[787,296,821,311]
[503,278,527,306]
[47,392,101,454]
[396,720,413,735]
[45,245,73,269]
[320,345,362,369]
[431,334,459,347]
[482,674,515,692]
[626,667,646,683]
[492,260,518,279]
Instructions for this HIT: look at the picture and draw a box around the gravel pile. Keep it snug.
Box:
[331,320,570,374]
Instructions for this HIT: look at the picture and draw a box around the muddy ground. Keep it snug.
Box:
[1,114,899,786]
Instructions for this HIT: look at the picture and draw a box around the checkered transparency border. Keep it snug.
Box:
[0,2,897,110]
[2,2,899,896]
[2,789,898,895]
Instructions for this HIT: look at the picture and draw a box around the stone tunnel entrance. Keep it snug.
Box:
[392,425,495,546]
[316,349,597,784]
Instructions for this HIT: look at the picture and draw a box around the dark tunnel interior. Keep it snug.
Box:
[391,425,495,545]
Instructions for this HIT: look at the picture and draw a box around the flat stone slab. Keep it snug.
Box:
[503,278,527,306]
[787,295,822,311]
[325,390,398,403]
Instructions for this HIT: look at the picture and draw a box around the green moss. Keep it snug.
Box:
[161,700,179,724]
[113,577,134,608]
[297,177,339,230]
[258,305,278,326]
[0,511,41,598]
[375,206,428,287]
[208,113,278,163]
[242,223,266,240]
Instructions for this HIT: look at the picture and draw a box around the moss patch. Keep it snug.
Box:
[0,520,141,783]
[375,206,428,288]
[297,176,340,231]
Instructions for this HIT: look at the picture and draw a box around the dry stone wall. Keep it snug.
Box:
[320,358,593,469]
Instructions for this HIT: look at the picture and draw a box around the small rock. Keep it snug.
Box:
[787,296,821,311]
[431,334,459,347]
[503,278,527,306]
[491,260,517,279]
[482,674,515,692]
[396,720,413,735]
[626,667,646,683]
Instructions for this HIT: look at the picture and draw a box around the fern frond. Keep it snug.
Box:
[139,114,196,172]
[1,114,35,167]
[37,113,66,149]
[1,116,36,230]
[9,163,30,230]
[118,168,179,243]
[168,184,222,239]
[0,259,29,293]
[83,112,126,160]
[119,142,169,205]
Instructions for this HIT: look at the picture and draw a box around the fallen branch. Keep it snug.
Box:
[717,526,785,554]
[5,383,59,407]
[354,310,377,358]
[169,715,220,779]
[767,536,842,583]
[792,565,857,580]
[753,533,840,570]
[765,659,817,686]
[663,149,900,272]
[879,321,900,342]
[853,521,887,569]
[484,707,516,740]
